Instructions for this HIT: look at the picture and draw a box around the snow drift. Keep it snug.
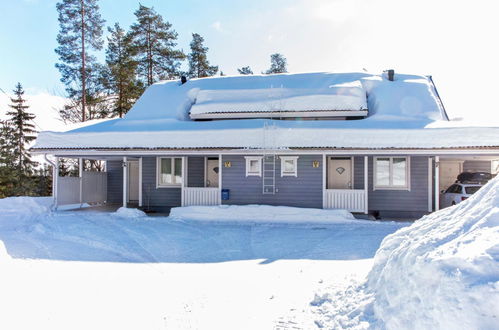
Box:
[366,176,499,329]
[169,204,358,224]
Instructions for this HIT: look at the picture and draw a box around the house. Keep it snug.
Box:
[32,71,499,218]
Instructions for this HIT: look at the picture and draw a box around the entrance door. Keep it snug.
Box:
[439,161,462,192]
[206,158,219,187]
[128,161,139,202]
[328,158,352,189]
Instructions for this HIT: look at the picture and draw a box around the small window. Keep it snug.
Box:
[245,156,262,177]
[374,157,410,190]
[157,157,183,187]
[280,156,299,177]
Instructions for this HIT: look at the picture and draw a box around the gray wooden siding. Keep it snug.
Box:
[463,160,491,173]
[221,155,323,208]
[187,157,205,187]
[141,157,181,211]
[367,156,429,215]
[353,156,365,190]
[106,160,123,204]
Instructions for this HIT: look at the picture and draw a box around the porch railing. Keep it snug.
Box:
[182,187,220,206]
[324,189,366,213]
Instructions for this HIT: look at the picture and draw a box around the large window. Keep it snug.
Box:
[280,156,299,177]
[157,157,183,187]
[374,157,410,190]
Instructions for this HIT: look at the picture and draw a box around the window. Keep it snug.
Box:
[374,157,410,190]
[245,156,262,177]
[280,156,299,177]
[157,157,183,187]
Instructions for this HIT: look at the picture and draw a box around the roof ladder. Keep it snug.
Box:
[262,121,277,195]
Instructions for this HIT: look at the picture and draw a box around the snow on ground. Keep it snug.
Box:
[0,198,406,330]
[170,204,357,224]
[313,176,499,329]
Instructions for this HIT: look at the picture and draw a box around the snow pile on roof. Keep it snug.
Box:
[170,204,358,224]
[366,176,499,329]
[31,71,499,151]
[190,80,367,115]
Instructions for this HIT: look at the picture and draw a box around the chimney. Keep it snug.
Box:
[181,76,187,84]
[387,69,395,81]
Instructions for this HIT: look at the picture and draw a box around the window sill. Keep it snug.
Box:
[156,185,182,189]
[373,186,410,191]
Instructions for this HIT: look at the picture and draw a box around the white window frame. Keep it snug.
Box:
[244,156,262,177]
[373,156,411,191]
[156,157,183,188]
[280,156,299,177]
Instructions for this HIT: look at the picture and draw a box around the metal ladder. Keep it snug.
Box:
[261,85,285,195]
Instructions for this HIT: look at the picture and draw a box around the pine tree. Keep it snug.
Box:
[55,0,105,122]
[0,120,16,198]
[237,66,253,75]
[187,33,218,78]
[101,23,144,118]
[128,5,185,86]
[265,53,288,74]
[6,83,38,195]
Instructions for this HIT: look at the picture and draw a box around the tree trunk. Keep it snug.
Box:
[80,0,86,122]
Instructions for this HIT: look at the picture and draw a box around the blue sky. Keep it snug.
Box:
[1,0,499,122]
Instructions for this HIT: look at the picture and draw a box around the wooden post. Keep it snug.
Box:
[218,154,222,205]
[53,157,59,209]
[123,156,127,208]
[181,157,186,206]
[435,156,440,211]
[79,158,83,207]
[138,157,143,207]
[322,154,326,209]
[428,157,433,212]
[364,156,368,214]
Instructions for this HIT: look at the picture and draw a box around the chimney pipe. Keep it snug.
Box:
[387,69,395,81]
[181,76,187,84]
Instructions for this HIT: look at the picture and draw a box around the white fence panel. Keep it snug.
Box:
[183,188,220,206]
[82,171,107,204]
[324,189,366,213]
[57,177,81,205]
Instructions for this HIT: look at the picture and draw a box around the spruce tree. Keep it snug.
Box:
[128,5,185,86]
[55,0,105,122]
[102,23,144,118]
[237,66,253,75]
[0,120,16,198]
[187,33,218,78]
[265,53,288,74]
[6,83,37,195]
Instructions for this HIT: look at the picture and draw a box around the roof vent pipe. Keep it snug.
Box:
[387,69,395,81]
[181,76,187,84]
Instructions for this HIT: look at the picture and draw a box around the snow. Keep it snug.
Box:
[313,176,499,329]
[190,82,367,116]
[0,197,406,329]
[32,71,499,152]
[170,204,357,224]
[113,206,147,218]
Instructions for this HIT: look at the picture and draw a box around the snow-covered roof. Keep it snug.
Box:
[32,72,499,152]
[189,80,367,119]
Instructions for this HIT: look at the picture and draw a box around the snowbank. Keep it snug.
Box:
[366,176,499,329]
[0,197,52,217]
[169,204,359,225]
[113,207,147,219]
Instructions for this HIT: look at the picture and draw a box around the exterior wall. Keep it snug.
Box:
[353,156,365,190]
[187,156,205,187]
[106,160,123,204]
[221,154,323,208]
[367,156,430,218]
[141,157,181,212]
[463,160,491,173]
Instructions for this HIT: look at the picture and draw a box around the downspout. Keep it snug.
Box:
[44,154,58,211]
